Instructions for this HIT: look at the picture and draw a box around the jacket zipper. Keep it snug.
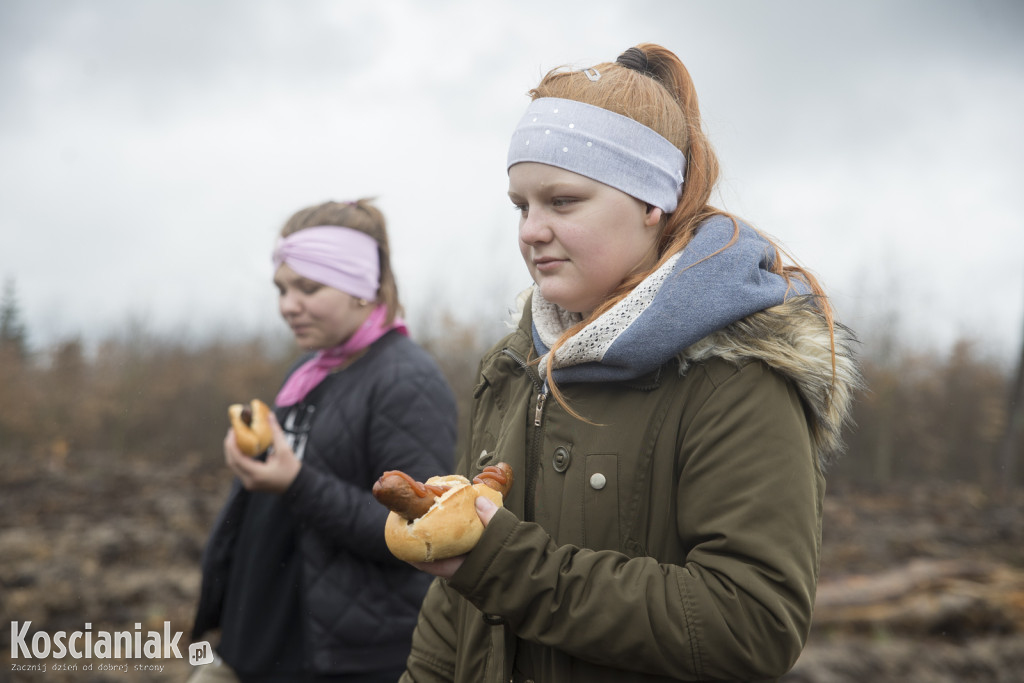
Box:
[498,348,549,677]
[501,348,548,427]
[501,348,548,522]
[534,384,549,427]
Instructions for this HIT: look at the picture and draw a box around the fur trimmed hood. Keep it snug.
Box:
[679,295,862,466]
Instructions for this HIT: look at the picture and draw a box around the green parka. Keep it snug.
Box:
[401,295,860,682]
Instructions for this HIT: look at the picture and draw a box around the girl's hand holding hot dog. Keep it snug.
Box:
[224,411,301,494]
[372,463,513,577]
[409,496,499,579]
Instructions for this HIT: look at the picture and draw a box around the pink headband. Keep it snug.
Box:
[272,226,380,301]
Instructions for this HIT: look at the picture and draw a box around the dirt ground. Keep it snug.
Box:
[785,482,1024,682]
[1,452,1022,682]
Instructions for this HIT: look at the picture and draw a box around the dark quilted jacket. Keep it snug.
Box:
[192,330,457,673]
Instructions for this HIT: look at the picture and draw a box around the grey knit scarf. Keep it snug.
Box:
[531,215,805,384]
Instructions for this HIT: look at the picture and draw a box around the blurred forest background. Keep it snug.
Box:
[1,276,1023,682]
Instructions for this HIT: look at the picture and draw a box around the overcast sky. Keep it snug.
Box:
[2,0,1022,362]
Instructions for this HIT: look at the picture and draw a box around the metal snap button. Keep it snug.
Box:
[589,472,607,490]
[552,446,570,473]
[477,449,493,467]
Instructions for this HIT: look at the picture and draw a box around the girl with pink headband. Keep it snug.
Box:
[191,199,457,682]
[400,44,862,682]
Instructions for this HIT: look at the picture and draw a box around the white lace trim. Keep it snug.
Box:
[532,251,683,372]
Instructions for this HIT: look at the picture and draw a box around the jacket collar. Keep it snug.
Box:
[513,292,862,465]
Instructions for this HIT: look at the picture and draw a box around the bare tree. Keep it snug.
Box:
[996,313,1024,497]
[0,278,29,360]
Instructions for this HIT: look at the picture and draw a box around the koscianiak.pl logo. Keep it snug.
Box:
[10,621,212,674]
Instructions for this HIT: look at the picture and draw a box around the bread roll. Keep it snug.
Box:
[227,399,274,457]
[382,475,504,562]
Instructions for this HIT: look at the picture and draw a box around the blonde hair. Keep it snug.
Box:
[280,198,403,324]
[529,44,836,416]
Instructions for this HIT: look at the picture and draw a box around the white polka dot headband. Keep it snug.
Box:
[506,97,686,212]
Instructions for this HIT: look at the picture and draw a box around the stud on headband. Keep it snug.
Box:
[507,97,686,212]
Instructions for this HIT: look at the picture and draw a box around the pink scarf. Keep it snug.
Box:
[275,304,408,407]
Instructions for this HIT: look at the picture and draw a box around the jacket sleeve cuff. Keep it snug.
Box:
[447,506,523,596]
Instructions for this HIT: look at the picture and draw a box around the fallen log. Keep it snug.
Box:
[813,558,1024,637]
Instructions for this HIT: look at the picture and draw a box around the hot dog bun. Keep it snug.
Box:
[227,399,274,457]
[383,474,505,562]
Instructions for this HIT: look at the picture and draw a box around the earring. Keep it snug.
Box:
[357,299,369,307]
